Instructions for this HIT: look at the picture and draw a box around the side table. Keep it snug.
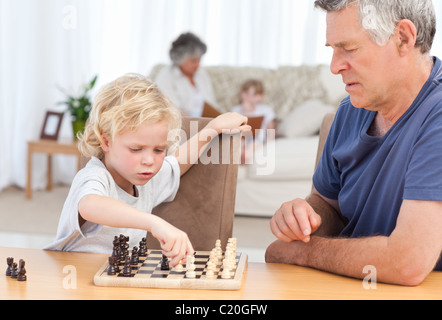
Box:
[26,139,81,199]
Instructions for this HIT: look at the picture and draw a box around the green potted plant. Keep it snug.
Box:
[58,75,98,139]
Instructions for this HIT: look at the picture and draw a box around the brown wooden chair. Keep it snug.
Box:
[315,112,335,169]
[146,117,240,251]
[311,112,348,236]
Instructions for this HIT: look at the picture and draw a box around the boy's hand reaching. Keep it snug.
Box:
[149,215,194,266]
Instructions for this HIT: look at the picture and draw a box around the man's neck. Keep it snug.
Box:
[369,55,434,137]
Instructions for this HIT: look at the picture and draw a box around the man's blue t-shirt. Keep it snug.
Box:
[313,57,442,271]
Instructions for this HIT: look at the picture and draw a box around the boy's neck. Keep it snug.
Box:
[101,157,138,197]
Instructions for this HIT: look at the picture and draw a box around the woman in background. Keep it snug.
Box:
[155,32,218,117]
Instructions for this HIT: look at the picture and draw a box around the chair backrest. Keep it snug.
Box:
[315,112,336,169]
[311,112,348,236]
[146,117,240,251]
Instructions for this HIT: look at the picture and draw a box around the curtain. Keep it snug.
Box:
[0,0,441,192]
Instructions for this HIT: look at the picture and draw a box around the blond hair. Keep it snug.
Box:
[78,73,181,160]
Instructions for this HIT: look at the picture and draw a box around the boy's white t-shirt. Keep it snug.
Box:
[44,156,180,254]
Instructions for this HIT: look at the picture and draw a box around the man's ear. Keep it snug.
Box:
[396,19,418,56]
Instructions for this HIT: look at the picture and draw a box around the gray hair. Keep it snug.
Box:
[314,0,436,54]
[169,32,207,65]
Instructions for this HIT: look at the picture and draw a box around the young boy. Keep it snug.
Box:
[45,74,249,266]
[231,79,275,164]
[232,79,275,136]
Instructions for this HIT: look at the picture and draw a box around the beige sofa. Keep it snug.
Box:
[150,64,347,217]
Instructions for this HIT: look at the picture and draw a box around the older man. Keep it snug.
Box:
[266,0,442,286]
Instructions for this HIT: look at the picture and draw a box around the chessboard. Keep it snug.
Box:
[93,236,248,290]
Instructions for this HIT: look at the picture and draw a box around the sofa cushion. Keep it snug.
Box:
[277,99,336,138]
[244,136,319,181]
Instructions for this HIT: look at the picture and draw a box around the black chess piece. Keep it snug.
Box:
[122,256,132,277]
[139,238,147,257]
[112,255,120,273]
[119,242,127,262]
[10,262,18,279]
[107,257,117,275]
[161,254,170,271]
[130,247,139,265]
[112,245,119,261]
[17,259,27,282]
[6,257,13,276]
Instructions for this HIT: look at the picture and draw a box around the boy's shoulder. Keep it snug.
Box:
[73,157,113,186]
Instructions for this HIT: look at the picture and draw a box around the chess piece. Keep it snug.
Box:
[107,257,117,275]
[206,261,216,279]
[111,255,120,273]
[113,236,119,249]
[130,247,139,265]
[221,266,232,279]
[139,238,147,257]
[207,260,215,270]
[122,256,132,277]
[175,260,184,272]
[161,254,170,271]
[206,268,216,279]
[119,243,126,262]
[112,245,119,261]
[118,234,129,260]
[185,255,196,278]
[10,262,18,279]
[6,257,13,276]
[17,259,27,282]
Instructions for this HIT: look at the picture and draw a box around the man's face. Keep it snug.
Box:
[326,4,400,111]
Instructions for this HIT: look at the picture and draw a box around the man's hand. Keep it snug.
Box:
[270,198,322,243]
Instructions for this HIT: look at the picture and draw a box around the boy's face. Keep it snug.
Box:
[241,87,264,110]
[101,120,169,195]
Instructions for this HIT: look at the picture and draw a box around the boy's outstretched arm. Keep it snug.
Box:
[78,194,194,266]
[175,113,250,176]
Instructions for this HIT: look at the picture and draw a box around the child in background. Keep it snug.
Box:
[231,79,275,163]
[45,74,249,266]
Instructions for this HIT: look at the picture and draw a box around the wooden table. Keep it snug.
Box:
[1,247,441,300]
[26,140,81,199]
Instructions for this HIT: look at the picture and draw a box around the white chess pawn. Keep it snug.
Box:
[209,249,217,262]
[175,260,184,272]
[206,267,216,279]
[221,267,232,279]
[215,240,222,254]
[185,256,196,278]
[207,259,215,270]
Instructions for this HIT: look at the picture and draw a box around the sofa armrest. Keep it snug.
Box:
[146,117,240,251]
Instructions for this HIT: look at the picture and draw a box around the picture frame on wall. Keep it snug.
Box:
[40,111,64,140]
